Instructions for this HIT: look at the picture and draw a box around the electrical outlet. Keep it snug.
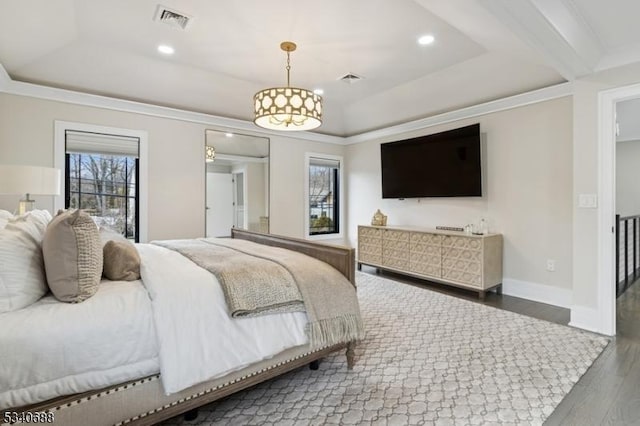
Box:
[546,259,556,272]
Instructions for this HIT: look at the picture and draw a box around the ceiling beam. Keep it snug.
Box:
[479,0,605,80]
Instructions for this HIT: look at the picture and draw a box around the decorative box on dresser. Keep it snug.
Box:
[358,225,503,299]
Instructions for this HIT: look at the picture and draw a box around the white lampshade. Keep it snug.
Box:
[0,165,61,196]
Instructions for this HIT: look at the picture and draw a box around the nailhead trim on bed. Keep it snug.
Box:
[114,348,327,426]
[50,376,161,412]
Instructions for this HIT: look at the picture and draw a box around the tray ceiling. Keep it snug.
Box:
[0,0,639,136]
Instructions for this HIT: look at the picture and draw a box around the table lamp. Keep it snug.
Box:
[0,165,61,215]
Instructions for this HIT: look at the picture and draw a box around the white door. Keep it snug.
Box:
[206,172,234,237]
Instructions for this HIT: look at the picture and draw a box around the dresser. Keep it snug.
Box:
[358,225,503,299]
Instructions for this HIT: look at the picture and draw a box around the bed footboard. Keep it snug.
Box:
[231,228,356,287]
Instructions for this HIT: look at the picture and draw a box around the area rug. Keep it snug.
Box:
[161,272,608,426]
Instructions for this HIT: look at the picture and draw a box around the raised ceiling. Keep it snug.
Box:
[1,0,639,137]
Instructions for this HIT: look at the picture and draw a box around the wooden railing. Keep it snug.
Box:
[616,214,640,297]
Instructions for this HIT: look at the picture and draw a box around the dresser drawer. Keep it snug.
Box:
[410,232,442,245]
[383,239,410,251]
[359,253,382,265]
[441,235,482,251]
[382,229,410,241]
[384,257,410,271]
[442,247,482,263]
[410,242,441,256]
[359,243,382,256]
[359,235,382,246]
[442,258,482,274]
[409,251,440,266]
[442,269,482,287]
[410,262,440,278]
[359,226,382,239]
[383,248,410,260]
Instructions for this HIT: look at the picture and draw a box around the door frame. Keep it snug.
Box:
[231,166,248,230]
[597,81,640,336]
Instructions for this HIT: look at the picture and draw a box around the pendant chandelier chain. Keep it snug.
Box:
[286,51,291,87]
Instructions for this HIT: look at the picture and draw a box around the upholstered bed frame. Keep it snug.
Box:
[2,229,357,426]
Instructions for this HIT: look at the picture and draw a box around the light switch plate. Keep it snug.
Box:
[578,193,598,208]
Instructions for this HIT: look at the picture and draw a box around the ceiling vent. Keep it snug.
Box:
[154,5,193,30]
[339,73,364,84]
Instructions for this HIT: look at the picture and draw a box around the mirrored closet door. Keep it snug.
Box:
[205,130,269,237]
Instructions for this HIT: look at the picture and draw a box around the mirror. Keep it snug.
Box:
[205,130,269,237]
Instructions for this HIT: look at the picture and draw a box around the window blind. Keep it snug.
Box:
[309,157,340,168]
[65,131,140,157]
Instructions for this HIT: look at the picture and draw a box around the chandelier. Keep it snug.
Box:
[253,41,323,131]
[205,145,215,162]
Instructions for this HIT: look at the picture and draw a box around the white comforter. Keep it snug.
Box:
[137,243,309,393]
[0,280,159,409]
[0,242,309,408]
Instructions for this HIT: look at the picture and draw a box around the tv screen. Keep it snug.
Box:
[381,123,482,198]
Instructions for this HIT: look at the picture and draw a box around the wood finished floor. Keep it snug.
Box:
[361,266,640,426]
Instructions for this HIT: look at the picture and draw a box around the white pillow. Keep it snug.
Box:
[0,210,52,313]
[0,209,13,230]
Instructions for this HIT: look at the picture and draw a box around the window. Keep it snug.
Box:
[306,154,342,238]
[64,130,140,241]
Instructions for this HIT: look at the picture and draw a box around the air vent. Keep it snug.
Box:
[154,5,192,30]
[339,73,364,84]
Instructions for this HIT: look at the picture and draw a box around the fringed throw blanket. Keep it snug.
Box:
[152,238,364,348]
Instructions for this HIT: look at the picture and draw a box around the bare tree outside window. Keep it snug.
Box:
[309,163,339,235]
[67,153,138,240]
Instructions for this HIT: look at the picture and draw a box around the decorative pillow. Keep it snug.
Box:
[103,239,141,281]
[0,210,53,313]
[42,210,103,303]
[99,226,128,247]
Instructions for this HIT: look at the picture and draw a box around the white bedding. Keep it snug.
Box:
[137,243,309,394]
[0,279,159,409]
[1,241,310,408]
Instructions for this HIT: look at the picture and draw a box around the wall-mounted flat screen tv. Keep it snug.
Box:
[381,123,482,198]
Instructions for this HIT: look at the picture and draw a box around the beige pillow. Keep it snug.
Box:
[99,226,128,247]
[103,239,141,281]
[42,210,103,303]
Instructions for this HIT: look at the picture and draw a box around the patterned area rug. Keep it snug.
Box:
[161,272,608,426]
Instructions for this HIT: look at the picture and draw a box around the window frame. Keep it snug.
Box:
[65,152,140,241]
[54,121,149,242]
[304,152,344,241]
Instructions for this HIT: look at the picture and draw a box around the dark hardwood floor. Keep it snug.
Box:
[361,266,640,426]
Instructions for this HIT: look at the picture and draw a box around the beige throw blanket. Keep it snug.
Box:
[153,238,364,348]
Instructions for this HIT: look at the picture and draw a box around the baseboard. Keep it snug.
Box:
[501,278,572,308]
[568,305,602,333]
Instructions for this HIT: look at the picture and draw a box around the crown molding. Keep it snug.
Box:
[343,82,573,145]
[0,63,573,147]
[0,63,344,145]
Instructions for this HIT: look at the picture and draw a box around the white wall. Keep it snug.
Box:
[616,140,640,217]
[346,97,574,294]
[0,92,345,240]
[245,162,266,231]
[268,135,345,241]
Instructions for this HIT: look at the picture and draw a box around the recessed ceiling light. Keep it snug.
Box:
[418,35,435,46]
[225,133,233,138]
[157,44,175,55]
[313,88,324,96]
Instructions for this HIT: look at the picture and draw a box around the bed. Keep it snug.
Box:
[0,212,360,426]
